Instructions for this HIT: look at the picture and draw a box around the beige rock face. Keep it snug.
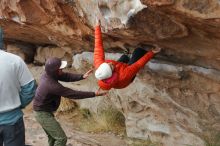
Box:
[30,52,220,146]
[0,0,220,69]
[6,44,25,60]
[70,52,220,146]
[6,43,36,63]
[29,51,220,146]
[34,46,72,65]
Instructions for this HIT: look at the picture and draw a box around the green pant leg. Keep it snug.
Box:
[34,111,67,146]
[34,111,55,146]
[42,127,55,146]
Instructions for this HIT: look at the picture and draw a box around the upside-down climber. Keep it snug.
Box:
[94,18,161,90]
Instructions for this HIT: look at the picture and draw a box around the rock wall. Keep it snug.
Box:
[1,0,220,146]
[30,51,220,146]
[0,0,220,69]
[70,52,220,146]
[28,50,220,146]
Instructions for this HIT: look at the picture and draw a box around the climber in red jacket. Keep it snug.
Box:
[94,19,161,90]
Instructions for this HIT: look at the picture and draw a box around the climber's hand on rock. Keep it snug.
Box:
[96,17,101,26]
[152,46,161,54]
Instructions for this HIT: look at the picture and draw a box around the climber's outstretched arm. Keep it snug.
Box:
[94,18,105,69]
[125,47,161,78]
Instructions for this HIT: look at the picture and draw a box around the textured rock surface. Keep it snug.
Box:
[29,52,220,146]
[34,46,72,65]
[6,43,36,63]
[0,0,220,69]
[1,0,220,146]
[24,107,126,146]
[30,52,220,146]
[71,52,220,146]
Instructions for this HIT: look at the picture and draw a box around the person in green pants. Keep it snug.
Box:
[33,57,107,146]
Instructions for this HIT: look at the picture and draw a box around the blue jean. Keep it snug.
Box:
[0,118,25,146]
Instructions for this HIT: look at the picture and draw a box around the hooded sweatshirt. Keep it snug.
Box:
[33,58,95,112]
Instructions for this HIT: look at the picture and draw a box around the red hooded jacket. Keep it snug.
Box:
[94,25,154,90]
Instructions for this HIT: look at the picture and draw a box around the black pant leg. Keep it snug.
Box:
[117,54,130,63]
[128,48,147,65]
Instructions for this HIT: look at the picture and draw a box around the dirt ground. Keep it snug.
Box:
[24,105,127,146]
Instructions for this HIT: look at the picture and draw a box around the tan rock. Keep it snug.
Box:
[34,46,72,65]
[0,0,220,70]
